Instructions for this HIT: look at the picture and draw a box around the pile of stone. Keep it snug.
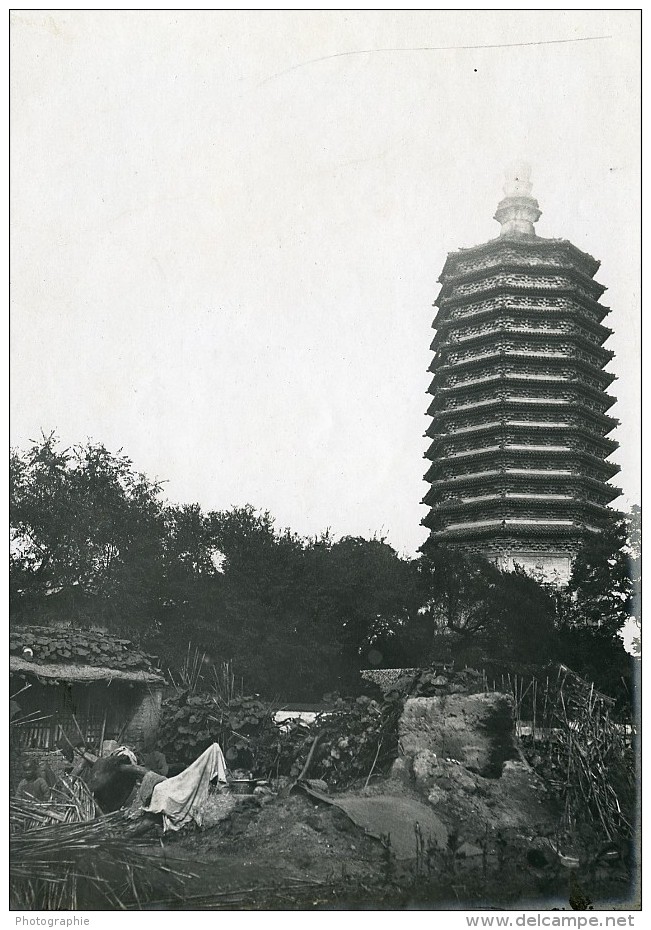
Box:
[390,678,560,842]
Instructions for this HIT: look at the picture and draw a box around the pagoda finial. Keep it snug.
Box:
[494,161,541,237]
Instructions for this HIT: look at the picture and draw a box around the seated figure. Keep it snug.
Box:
[15,759,51,803]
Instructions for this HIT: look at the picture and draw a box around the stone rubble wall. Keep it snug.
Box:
[391,681,559,836]
[399,692,517,779]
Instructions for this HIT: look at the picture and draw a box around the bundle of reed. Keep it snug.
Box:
[10,814,191,910]
[51,774,100,823]
[544,669,634,843]
[10,775,100,833]
[500,664,635,844]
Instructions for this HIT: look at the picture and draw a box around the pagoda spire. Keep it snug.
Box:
[493,161,542,237]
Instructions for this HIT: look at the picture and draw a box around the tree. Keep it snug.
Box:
[314,535,420,669]
[413,547,557,668]
[626,505,642,656]
[10,433,167,632]
[184,509,420,698]
[10,438,423,697]
[416,548,501,640]
[558,509,638,639]
[145,503,227,665]
[554,508,640,710]
[197,505,325,697]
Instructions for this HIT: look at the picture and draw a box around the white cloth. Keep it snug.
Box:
[145,743,228,832]
[109,746,138,765]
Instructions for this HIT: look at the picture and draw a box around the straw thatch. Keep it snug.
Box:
[11,774,100,833]
[498,663,635,843]
[10,656,165,684]
[10,812,192,909]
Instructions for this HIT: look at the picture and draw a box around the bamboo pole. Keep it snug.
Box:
[98,710,107,757]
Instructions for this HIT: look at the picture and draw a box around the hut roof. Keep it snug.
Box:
[9,655,165,685]
[9,624,165,683]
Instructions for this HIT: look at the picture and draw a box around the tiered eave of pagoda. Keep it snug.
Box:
[421,165,620,582]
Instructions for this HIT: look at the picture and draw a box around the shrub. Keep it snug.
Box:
[157,690,278,769]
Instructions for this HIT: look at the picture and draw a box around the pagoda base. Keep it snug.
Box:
[422,535,580,587]
[481,547,574,586]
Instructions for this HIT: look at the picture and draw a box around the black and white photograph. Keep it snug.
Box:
[9,9,641,915]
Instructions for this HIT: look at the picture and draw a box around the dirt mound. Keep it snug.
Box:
[147,787,633,910]
[171,793,386,885]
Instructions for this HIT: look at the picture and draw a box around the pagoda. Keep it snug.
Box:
[422,165,620,584]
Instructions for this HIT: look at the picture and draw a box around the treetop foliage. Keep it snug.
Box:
[9,433,638,702]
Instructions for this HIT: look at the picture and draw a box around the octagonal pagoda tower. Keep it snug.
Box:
[422,165,620,584]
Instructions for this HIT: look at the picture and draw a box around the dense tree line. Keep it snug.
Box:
[10,434,639,704]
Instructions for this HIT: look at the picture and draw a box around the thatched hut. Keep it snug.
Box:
[10,626,166,752]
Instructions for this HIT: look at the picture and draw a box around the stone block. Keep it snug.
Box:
[398,692,517,778]
[412,749,439,785]
[304,778,329,793]
[389,756,412,785]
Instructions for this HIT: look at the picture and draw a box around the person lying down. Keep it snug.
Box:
[128,742,228,833]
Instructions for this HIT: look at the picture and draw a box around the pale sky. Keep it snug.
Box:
[10,10,641,556]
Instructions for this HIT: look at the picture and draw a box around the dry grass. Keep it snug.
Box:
[497,664,635,844]
[10,655,165,683]
[10,811,193,910]
[11,774,100,833]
